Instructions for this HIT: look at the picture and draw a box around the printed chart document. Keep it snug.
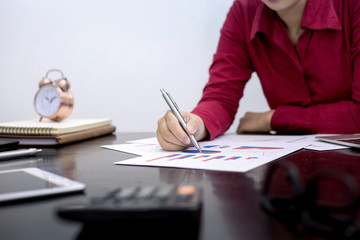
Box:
[103,134,347,173]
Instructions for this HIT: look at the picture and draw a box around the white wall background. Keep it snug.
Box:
[0,0,269,133]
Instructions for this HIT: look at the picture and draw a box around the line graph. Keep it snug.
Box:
[182,149,221,154]
[145,153,260,162]
[203,145,230,149]
[233,146,283,150]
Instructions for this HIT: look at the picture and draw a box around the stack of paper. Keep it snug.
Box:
[103,134,347,173]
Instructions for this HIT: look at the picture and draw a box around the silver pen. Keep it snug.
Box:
[0,148,42,160]
[160,88,202,152]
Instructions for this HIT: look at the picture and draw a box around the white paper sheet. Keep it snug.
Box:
[102,134,347,172]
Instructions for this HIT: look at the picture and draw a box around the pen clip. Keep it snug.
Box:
[167,92,180,111]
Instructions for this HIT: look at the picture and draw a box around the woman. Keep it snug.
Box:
[157,0,360,150]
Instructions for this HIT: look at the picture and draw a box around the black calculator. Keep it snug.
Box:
[57,184,202,223]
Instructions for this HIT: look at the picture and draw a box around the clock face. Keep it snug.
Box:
[35,85,61,117]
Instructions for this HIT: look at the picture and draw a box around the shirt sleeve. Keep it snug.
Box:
[271,1,360,134]
[192,1,254,139]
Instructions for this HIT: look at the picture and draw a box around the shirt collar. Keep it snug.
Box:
[250,0,342,41]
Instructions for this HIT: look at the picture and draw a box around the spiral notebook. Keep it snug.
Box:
[0,118,115,146]
[0,118,112,136]
[0,125,116,146]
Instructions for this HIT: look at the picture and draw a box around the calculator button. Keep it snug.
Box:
[176,185,196,202]
[104,188,121,198]
[115,186,139,200]
[91,188,120,204]
[135,186,157,200]
[153,185,175,201]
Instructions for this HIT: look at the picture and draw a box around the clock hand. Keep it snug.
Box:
[50,96,57,103]
[45,96,50,102]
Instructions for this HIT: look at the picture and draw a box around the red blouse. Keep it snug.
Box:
[192,0,360,139]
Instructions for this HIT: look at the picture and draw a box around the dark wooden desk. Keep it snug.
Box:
[0,133,359,240]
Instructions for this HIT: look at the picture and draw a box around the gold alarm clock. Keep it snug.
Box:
[34,69,74,122]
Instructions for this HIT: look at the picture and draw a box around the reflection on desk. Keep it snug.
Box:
[0,133,360,240]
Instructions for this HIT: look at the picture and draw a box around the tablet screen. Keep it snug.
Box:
[0,171,59,194]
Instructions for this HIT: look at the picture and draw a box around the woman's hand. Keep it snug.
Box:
[157,110,208,151]
[236,110,275,133]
